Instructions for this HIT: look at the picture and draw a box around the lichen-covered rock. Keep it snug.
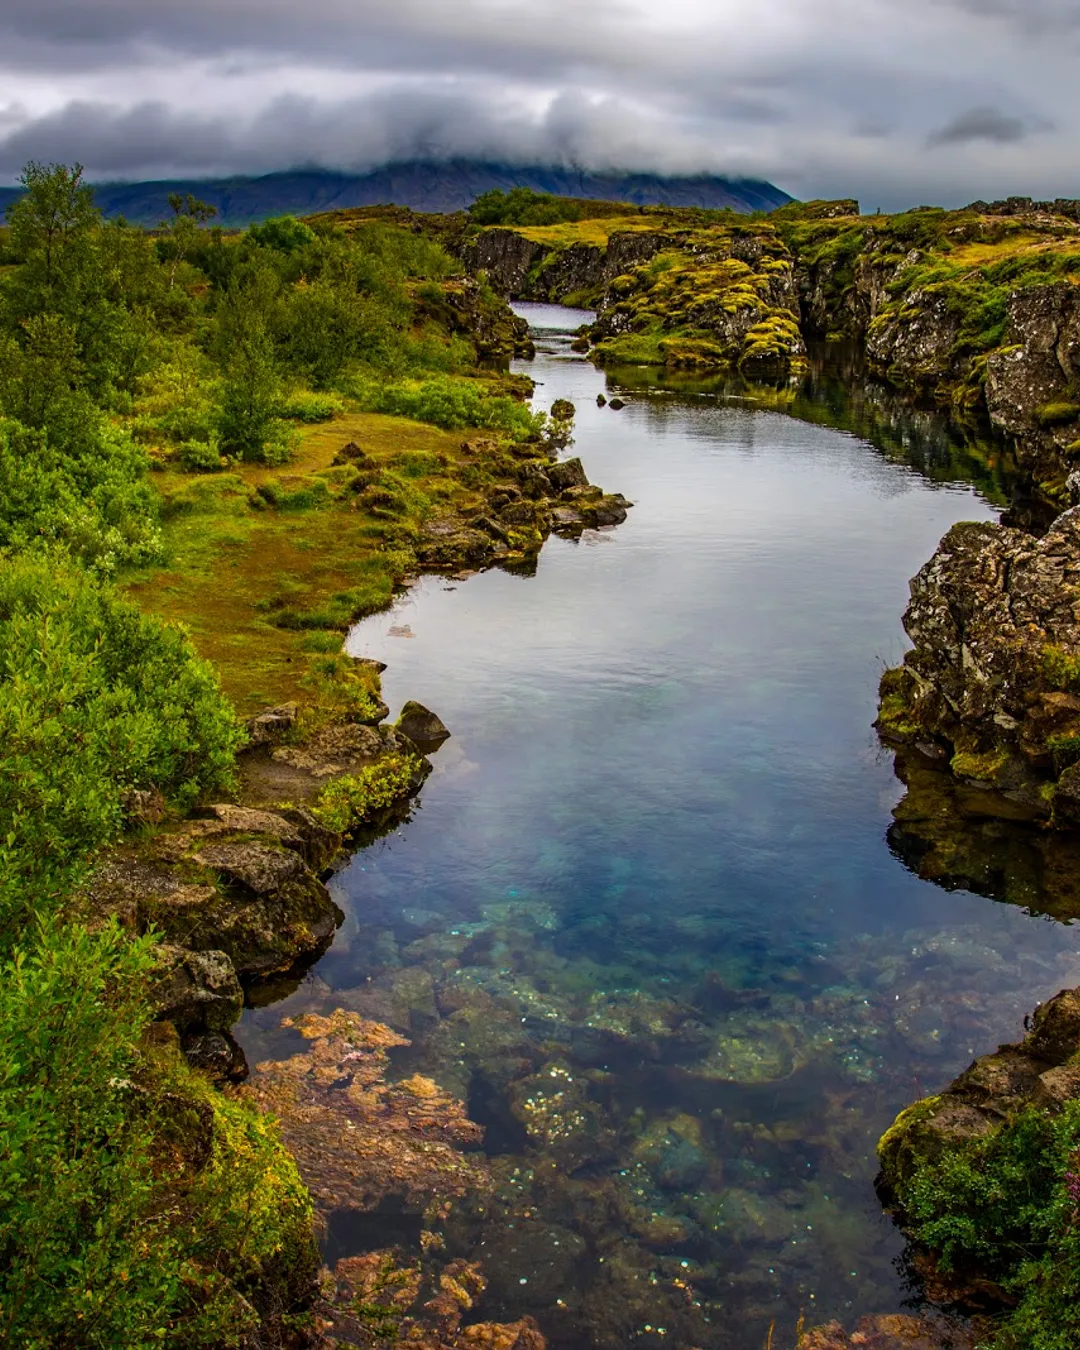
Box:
[85,829,344,981]
[418,274,536,359]
[876,509,1080,820]
[244,701,298,747]
[867,289,962,389]
[984,283,1080,482]
[150,945,243,1034]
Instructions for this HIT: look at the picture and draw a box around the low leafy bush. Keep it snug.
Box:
[0,918,316,1347]
[0,415,161,572]
[177,434,224,472]
[353,374,543,438]
[277,389,346,422]
[895,1102,1080,1350]
[311,753,423,833]
[0,558,242,936]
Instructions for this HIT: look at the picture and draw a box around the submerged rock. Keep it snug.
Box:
[796,1315,975,1350]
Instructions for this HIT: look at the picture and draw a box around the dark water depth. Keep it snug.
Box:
[239,305,1080,1349]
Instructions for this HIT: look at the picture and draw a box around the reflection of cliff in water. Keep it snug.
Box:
[887,749,1080,922]
[604,341,1026,518]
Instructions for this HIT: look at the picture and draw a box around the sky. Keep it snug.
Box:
[0,0,1077,210]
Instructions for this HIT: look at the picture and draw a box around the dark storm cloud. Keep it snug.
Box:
[0,88,761,180]
[0,0,1077,207]
[928,105,1040,146]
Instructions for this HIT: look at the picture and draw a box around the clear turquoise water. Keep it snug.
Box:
[240,306,1080,1349]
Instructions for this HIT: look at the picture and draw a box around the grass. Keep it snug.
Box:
[124,411,481,715]
[513,216,660,247]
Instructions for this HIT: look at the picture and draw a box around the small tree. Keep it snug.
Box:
[161,193,218,290]
[5,161,98,288]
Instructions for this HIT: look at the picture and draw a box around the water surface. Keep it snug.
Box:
[240,304,1080,1349]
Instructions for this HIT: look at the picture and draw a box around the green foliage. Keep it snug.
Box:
[354,374,544,437]
[893,1102,1080,1350]
[311,753,423,833]
[177,435,224,473]
[0,918,316,1348]
[256,476,333,512]
[248,214,316,253]
[0,415,161,573]
[469,188,632,228]
[277,389,346,422]
[0,558,242,937]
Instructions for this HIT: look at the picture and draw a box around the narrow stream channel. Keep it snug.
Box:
[239,305,1080,1349]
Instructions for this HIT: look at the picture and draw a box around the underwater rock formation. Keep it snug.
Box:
[795,1315,974,1350]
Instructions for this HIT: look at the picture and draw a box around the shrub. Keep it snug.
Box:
[0,558,242,936]
[893,1101,1080,1350]
[310,753,423,833]
[248,214,316,254]
[0,918,317,1347]
[0,414,161,573]
[277,389,346,422]
[177,434,224,472]
[353,374,543,439]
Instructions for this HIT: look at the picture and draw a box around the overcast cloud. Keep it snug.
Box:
[0,0,1077,209]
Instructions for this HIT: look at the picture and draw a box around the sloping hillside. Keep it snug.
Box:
[0,161,791,226]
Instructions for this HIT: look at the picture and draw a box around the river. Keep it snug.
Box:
[238,304,1080,1349]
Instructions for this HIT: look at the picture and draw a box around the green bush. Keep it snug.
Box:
[177,435,223,472]
[277,389,346,422]
[248,214,316,254]
[0,918,317,1347]
[894,1102,1080,1350]
[0,558,242,936]
[354,374,543,438]
[311,753,423,833]
[0,415,161,573]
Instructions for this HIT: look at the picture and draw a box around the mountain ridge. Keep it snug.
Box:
[0,161,792,226]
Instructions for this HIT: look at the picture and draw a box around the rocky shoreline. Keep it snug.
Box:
[79,395,634,1344]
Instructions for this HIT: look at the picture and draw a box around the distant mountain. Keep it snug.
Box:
[0,162,792,226]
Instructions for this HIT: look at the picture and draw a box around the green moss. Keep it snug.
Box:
[1043,646,1080,693]
[1048,733,1080,771]
[1036,402,1080,427]
[950,747,1010,782]
[876,1095,945,1192]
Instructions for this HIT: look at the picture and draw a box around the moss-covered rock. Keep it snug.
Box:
[875,510,1080,825]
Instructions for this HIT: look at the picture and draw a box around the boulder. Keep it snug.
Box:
[150,945,243,1034]
[245,702,299,747]
[877,510,1080,820]
[396,700,451,751]
[181,1031,249,1082]
[879,986,1080,1205]
[194,803,340,872]
[547,457,589,492]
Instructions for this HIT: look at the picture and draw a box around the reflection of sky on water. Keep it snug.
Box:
[241,305,1080,1349]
